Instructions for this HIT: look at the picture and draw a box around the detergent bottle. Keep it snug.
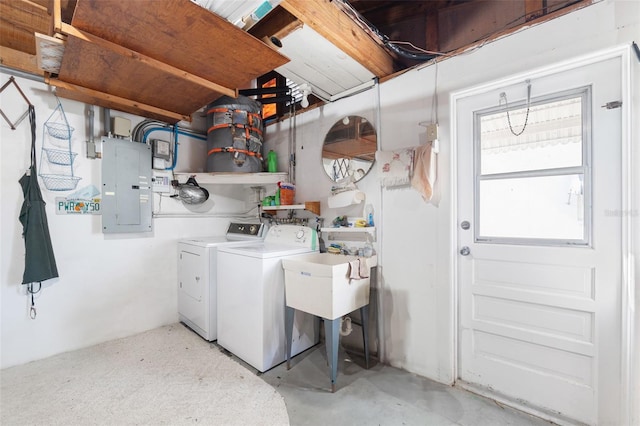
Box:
[267,150,277,172]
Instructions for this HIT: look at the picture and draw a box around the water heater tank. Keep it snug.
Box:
[205,95,264,173]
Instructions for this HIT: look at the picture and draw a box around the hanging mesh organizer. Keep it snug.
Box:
[38,97,81,191]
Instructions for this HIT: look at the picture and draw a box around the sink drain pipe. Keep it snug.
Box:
[340,316,353,336]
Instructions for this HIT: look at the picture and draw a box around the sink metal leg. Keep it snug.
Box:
[324,317,340,393]
[285,306,295,370]
[360,305,370,369]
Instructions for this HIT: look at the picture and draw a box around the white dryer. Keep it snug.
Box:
[177,222,265,341]
[217,225,320,372]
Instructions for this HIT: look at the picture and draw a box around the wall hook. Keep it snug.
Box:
[0,76,33,130]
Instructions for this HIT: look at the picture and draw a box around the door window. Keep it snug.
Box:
[474,87,591,245]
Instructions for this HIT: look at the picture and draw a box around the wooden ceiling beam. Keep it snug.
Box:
[48,78,190,124]
[280,0,396,77]
[425,10,439,52]
[0,46,43,76]
[525,0,546,21]
[248,6,303,43]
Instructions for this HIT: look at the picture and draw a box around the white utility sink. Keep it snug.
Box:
[282,253,377,320]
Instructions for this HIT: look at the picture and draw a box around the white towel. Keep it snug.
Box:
[348,260,361,280]
[411,142,437,202]
[358,258,369,278]
[375,148,415,187]
[348,258,370,281]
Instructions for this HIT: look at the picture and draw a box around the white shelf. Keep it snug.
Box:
[262,204,306,211]
[263,201,321,215]
[174,172,288,185]
[321,227,376,235]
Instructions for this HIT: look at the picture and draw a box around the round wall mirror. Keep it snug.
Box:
[321,116,376,183]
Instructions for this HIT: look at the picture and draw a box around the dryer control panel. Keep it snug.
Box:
[264,225,317,249]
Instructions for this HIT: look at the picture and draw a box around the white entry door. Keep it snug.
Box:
[455,55,623,425]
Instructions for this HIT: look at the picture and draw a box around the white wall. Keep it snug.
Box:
[0,77,257,368]
[267,0,639,407]
[1,4,637,420]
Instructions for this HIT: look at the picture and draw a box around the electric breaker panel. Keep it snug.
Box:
[101,137,152,233]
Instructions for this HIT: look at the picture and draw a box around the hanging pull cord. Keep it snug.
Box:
[27,282,42,319]
[499,80,531,137]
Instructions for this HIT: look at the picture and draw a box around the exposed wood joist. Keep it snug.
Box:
[280,0,397,77]
[443,0,595,57]
[525,0,546,20]
[48,78,190,124]
[248,6,304,44]
[0,45,42,76]
[351,0,445,27]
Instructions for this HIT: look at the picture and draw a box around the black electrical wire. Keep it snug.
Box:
[382,37,438,61]
[338,0,585,63]
[336,0,439,62]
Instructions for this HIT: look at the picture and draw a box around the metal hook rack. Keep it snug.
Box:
[0,76,33,130]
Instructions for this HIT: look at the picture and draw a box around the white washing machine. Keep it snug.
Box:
[217,224,320,372]
[177,222,266,341]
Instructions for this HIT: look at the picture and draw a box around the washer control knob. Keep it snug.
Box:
[296,229,305,239]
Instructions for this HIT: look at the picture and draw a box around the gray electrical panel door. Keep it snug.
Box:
[101,137,152,233]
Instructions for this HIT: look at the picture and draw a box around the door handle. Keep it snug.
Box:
[459,246,470,256]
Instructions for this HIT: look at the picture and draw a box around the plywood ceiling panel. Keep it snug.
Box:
[70,0,290,90]
[58,36,224,116]
[275,25,375,100]
[280,0,396,77]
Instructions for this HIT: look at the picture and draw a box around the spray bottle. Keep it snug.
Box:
[364,204,374,227]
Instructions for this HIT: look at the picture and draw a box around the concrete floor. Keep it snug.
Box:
[254,344,553,426]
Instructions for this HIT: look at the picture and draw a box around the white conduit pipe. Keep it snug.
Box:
[374,77,385,364]
[153,213,257,219]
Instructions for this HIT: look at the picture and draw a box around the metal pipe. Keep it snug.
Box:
[103,107,111,135]
[374,77,385,364]
[87,105,94,143]
[85,105,98,158]
[0,66,45,83]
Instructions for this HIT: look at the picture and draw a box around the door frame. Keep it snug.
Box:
[449,44,635,425]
